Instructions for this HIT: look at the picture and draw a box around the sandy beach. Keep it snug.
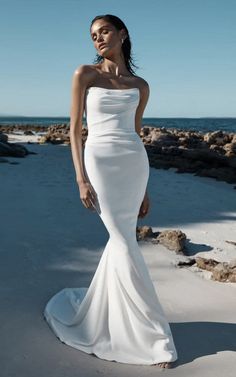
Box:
[1,138,236,376]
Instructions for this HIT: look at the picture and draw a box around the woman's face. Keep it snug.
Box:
[90,19,125,57]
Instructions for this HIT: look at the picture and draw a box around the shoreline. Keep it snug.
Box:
[1,125,236,186]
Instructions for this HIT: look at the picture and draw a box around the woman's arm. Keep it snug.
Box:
[135,81,150,197]
[134,81,150,218]
[69,65,97,211]
[69,65,88,184]
[134,82,150,135]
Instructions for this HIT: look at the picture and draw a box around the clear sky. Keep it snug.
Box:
[0,0,235,117]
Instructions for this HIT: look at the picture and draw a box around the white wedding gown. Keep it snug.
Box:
[44,86,178,365]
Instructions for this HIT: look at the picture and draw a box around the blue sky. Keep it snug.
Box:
[0,0,235,117]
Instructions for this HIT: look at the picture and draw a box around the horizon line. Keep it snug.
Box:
[0,115,236,119]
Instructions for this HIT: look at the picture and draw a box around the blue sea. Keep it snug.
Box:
[0,116,235,133]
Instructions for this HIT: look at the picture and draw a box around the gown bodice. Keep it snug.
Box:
[85,87,140,140]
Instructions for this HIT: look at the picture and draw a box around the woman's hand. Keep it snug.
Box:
[78,180,97,211]
[138,191,150,218]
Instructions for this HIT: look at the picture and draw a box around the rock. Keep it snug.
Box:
[38,136,49,144]
[195,257,219,271]
[175,255,236,283]
[227,157,236,168]
[0,131,8,142]
[211,262,230,282]
[24,130,34,135]
[228,259,236,269]
[150,132,178,147]
[156,229,187,253]
[197,167,236,184]
[203,130,224,144]
[136,226,154,240]
[140,126,151,137]
[223,142,236,157]
[194,257,236,282]
[225,240,236,246]
[176,258,196,266]
[228,274,236,282]
[39,123,88,145]
[0,141,29,157]
[181,148,227,165]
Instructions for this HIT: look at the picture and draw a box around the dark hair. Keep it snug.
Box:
[90,14,139,76]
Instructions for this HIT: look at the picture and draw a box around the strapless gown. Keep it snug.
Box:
[43,86,178,365]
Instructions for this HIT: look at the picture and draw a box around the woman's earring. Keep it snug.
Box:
[121,38,124,44]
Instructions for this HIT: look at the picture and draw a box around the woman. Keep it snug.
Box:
[44,14,178,368]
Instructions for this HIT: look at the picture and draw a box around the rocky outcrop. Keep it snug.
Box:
[177,256,236,283]
[39,125,236,184]
[154,229,186,253]
[137,225,236,283]
[0,132,29,157]
[38,124,71,145]
[1,124,236,184]
[0,124,48,133]
[136,226,187,254]
[141,127,236,184]
[136,225,154,240]
[0,130,34,160]
[0,132,8,143]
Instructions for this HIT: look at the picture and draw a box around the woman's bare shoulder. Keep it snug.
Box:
[72,64,98,85]
[74,64,99,73]
[133,75,149,90]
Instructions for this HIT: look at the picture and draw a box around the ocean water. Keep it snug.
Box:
[0,116,235,133]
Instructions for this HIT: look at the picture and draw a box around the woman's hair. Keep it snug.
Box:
[90,14,139,76]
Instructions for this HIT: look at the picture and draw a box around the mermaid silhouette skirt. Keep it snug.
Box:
[44,87,178,365]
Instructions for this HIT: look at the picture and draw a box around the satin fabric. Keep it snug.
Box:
[44,86,178,365]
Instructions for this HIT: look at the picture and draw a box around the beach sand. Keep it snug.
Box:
[0,139,236,376]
